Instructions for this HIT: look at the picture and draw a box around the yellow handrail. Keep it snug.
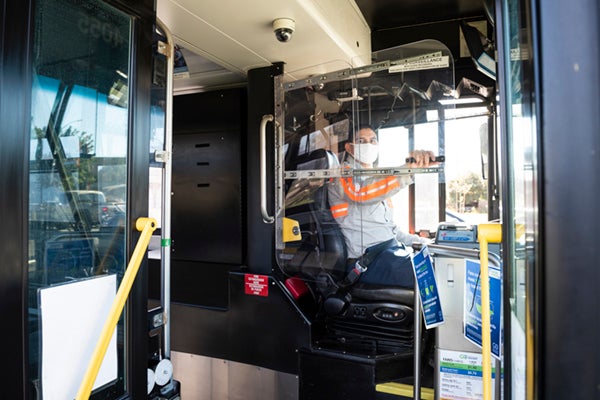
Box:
[76,217,157,400]
[477,223,502,400]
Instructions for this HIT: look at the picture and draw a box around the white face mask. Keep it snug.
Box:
[353,143,379,165]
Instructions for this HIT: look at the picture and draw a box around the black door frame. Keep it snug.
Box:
[0,0,155,397]
[536,1,600,398]
[496,0,600,398]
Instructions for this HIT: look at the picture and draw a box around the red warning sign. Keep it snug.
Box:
[244,274,269,297]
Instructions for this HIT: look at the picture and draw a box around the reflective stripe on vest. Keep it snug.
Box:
[340,176,400,202]
[330,202,349,218]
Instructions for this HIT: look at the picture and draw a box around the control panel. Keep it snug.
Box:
[436,222,501,255]
[436,223,477,245]
[347,302,412,324]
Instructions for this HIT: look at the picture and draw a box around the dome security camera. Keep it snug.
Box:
[273,18,295,43]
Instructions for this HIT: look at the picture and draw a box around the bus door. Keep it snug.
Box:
[26,0,153,398]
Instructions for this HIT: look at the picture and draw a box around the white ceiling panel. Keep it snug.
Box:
[157,0,370,91]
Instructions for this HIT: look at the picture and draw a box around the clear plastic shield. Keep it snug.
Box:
[276,41,454,289]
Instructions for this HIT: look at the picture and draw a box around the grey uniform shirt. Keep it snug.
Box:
[327,156,421,259]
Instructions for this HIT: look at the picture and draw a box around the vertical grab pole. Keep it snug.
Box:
[477,223,502,400]
[413,287,421,400]
[76,218,157,400]
[156,17,174,358]
[479,237,492,400]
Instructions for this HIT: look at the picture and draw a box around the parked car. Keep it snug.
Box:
[100,184,126,227]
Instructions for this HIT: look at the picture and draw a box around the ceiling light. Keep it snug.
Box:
[438,97,485,105]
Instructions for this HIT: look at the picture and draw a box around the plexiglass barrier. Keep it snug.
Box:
[275,41,455,287]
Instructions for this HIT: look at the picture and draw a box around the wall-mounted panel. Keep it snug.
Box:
[171,130,242,263]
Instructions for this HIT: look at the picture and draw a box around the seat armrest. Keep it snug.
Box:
[350,283,414,304]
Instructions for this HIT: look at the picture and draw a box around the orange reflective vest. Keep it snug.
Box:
[327,158,413,258]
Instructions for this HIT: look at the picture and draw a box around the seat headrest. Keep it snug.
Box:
[294,149,340,171]
[285,149,341,210]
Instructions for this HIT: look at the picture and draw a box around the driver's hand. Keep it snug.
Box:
[406,150,438,167]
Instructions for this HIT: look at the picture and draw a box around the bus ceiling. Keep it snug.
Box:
[156,0,494,94]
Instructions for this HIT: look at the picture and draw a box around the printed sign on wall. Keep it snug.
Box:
[244,274,269,297]
[412,246,445,329]
[463,259,502,359]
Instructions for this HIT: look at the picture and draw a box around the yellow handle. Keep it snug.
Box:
[282,217,301,242]
[76,217,157,400]
[477,223,502,400]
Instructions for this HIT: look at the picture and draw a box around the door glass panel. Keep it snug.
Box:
[28,0,131,397]
[149,34,168,228]
[501,0,537,397]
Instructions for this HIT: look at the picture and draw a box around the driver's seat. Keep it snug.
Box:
[283,148,416,355]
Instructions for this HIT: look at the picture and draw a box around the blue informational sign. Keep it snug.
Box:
[464,259,502,360]
[412,246,445,329]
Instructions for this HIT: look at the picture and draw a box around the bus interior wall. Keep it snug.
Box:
[149,65,310,375]
[150,88,246,310]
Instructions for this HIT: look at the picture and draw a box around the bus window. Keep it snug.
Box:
[444,113,490,226]
[28,1,131,397]
[378,126,410,233]
[414,121,441,233]
[379,108,492,234]
[297,129,329,157]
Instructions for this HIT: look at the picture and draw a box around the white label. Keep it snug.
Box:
[438,349,500,400]
[389,55,450,73]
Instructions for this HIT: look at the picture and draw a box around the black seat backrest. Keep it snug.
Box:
[285,149,416,310]
[284,149,347,281]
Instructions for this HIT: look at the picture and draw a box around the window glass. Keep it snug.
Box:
[149,84,167,228]
[28,1,131,397]
[500,0,538,396]
[444,115,490,226]
[379,126,410,231]
[415,122,441,232]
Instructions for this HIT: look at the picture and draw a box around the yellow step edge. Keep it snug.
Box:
[375,382,435,399]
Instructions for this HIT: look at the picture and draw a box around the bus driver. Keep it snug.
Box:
[327,124,439,288]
